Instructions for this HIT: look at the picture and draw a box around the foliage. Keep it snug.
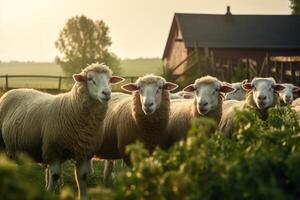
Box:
[110,106,300,199]
[55,15,120,75]
[290,0,300,14]
[0,155,55,200]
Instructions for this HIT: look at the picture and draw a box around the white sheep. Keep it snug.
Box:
[170,91,194,99]
[167,75,235,145]
[278,83,300,105]
[94,74,178,183]
[219,77,285,136]
[224,80,247,101]
[0,63,124,199]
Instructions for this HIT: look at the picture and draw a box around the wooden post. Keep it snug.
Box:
[290,62,296,84]
[196,43,203,74]
[58,76,62,91]
[280,62,284,83]
[210,50,215,75]
[274,61,279,82]
[5,74,8,91]
[246,58,250,80]
[228,59,233,82]
[266,52,270,76]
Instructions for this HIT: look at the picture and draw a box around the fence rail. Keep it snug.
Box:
[0,75,138,92]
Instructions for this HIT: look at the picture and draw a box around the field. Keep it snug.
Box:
[0,59,163,90]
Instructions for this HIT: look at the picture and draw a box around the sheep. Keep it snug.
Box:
[224,79,247,101]
[0,63,124,199]
[219,77,285,136]
[292,106,300,121]
[167,76,235,145]
[278,83,300,105]
[170,91,194,99]
[94,74,178,183]
[292,98,300,107]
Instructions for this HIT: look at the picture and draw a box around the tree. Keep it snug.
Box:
[55,15,120,75]
[290,0,300,14]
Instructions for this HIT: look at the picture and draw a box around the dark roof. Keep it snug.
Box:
[163,13,300,58]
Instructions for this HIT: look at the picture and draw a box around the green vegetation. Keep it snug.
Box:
[290,0,300,14]
[1,106,300,199]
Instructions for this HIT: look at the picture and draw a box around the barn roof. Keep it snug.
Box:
[163,13,300,58]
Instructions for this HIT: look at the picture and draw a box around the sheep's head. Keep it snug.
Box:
[242,77,285,109]
[183,76,235,115]
[73,63,124,102]
[224,80,247,101]
[122,74,178,115]
[278,83,300,104]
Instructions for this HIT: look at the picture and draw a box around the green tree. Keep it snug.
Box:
[290,0,300,14]
[55,15,120,75]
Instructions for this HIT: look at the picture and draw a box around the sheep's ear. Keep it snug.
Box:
[121,83,139,92]
[273,84,285,92]
[110,76,125,84]
[183,84,195,92]
[73,74,85,82]
[219,85,235,93]
[242,82,252,92]
[293,86,300,93]
[163,82,178,91]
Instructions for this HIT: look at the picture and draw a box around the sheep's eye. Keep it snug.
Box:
[269,87,273,91]
[88,78,96,85]
[253,87,257,91]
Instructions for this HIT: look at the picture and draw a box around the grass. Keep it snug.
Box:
[0,58,163,77]
[0,59,163,90]
[27,159,125,193]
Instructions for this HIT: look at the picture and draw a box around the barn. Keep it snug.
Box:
[163,7,300,87]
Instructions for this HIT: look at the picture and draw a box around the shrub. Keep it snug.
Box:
[110,106,300,199]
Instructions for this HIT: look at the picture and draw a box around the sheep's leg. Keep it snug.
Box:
[75,159,89,200]
[45,166,49,189]
[103,160,114,185]
[47,161,62,192]
[87,159,94,175]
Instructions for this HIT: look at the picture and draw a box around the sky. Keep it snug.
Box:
[0,0,291,62]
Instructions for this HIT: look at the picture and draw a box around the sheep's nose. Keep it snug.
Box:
[286,95,292,100]
[102,90,111,98]
[200,101,208,107]
[144,102,154,108]
[258,95,267,101]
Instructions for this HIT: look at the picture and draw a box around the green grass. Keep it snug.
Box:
[0,58,163,77]
[0,59,163,90]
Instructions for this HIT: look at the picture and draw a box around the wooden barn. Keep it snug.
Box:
[163,7,300,87]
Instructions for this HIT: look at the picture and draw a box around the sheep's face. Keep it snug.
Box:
[184,80,234,115]
[278,84,300,104]
[122,75,178,115]
[225,81,247,101]
[242,78,285,109]
[73,71,124,102]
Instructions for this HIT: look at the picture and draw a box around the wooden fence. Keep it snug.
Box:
[0,75,138,92]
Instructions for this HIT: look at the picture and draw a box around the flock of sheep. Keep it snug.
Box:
[1,63,300,199]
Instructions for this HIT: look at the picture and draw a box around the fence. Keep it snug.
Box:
[0,75,138,92]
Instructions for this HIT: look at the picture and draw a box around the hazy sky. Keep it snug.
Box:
[0,0,291,62]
